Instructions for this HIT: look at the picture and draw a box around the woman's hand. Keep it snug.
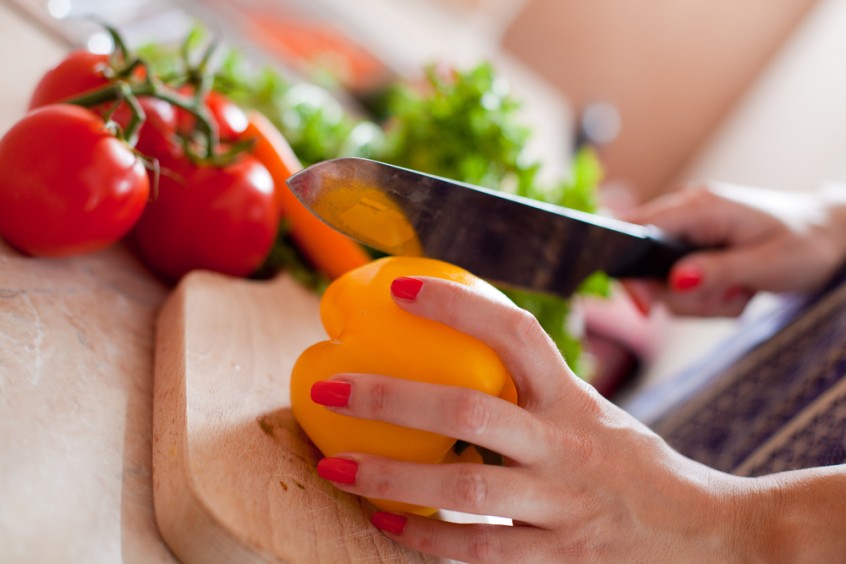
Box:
[309,277,766,562]
[621,182,846,317]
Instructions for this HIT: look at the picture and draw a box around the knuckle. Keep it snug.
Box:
[467,528,500,563]
[546,421,594,467]
[690,183,722,205]
[372,476,393,499]
[447,283,470,309]
[575,382,604,419]
[509,307,544,347]
[366,379,390,418]
[451,391,491,439]
[677,183,716,210]
[683,181,715,197]
[435,282,468,323]
[368,460,394,498]
[412,523,437,554]
[449,467,489,512]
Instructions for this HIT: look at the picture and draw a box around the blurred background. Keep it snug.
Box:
[3,0,846,395]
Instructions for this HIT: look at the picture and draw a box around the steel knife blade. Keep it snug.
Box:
[286,157,691,297]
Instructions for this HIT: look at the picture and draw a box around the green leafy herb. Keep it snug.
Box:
[379,62,539,192]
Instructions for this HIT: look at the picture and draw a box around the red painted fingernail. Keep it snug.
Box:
[311,380,351,407]
[632,294,651,316]
[391,277,423,301]
[670,266,703,292]
[317,457,358,485]
[371,511,407,535]
[628,289,651,316]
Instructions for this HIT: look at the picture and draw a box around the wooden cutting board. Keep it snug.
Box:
[152,271,437,563]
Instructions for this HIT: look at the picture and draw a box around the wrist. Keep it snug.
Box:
[716,475,785,563]
[727,467,846,562]
[687,472,775,562]
[645,452,774,562]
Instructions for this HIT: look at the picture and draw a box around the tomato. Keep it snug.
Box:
[126,96,179,159]
[176,89,248,143]
[0,105,150,256]
[204,90,249,141]
[130,154,279,281]
[28,50,179,159]
[28,50,112,109]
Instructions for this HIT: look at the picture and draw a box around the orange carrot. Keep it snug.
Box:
[243,110,371,279]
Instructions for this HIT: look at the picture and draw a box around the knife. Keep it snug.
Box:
[286,157,692,298]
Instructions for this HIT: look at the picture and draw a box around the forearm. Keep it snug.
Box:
[741,464,846,562]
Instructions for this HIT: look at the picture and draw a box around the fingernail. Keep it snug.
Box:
[631,293,651,316]
[391,277,423,301]
[317,457,358,485]
[371,511,407,535]
[311,380,351,407]
[670,266,703,292]
[624,285,652,316]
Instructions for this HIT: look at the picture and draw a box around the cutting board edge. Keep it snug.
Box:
[151,273,284,563]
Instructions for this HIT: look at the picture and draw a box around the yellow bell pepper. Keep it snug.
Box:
[290,256,516,515]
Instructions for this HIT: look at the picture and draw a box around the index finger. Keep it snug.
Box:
[390,276,583,410]
[619,185,741,247]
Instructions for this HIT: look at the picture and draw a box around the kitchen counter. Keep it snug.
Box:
[0,6,176,560]
[0,240,175,562]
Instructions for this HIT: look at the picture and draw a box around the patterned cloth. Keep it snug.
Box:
[624,268,846,476]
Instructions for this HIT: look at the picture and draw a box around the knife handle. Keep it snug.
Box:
[616,227,696,280]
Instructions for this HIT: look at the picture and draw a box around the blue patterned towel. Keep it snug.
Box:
[624,267,846,475]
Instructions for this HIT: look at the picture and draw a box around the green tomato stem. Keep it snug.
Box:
[103,22,130,62]
[118,82,144,145]
[63,80,219,158]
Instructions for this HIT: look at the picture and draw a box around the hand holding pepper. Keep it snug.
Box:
[309,273,846,563]
[290,256,517,515]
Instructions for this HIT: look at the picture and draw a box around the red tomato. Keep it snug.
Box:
[176,89,248,142]
[28,50,112,109]
[28,50,178,159]
[0,105,150,256]
[130,154,279,281]
[124,97,179,159]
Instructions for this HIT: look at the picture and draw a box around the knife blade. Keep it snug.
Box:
[286,157,691,297]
